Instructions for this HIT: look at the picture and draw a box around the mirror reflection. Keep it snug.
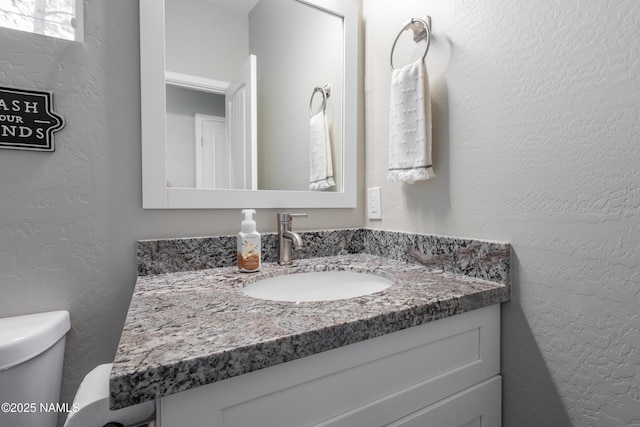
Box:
[164,0,344,192]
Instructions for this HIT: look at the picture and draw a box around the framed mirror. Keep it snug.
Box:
[140,0,357,209]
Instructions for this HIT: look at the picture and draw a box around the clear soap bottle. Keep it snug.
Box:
[237,209,261,272]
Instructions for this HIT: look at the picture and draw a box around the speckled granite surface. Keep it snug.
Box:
[112,230,510,409]
[363,230,510,284]
[136,229,365,275]
[137,228,509,284]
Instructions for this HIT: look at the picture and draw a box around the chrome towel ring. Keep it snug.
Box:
[390,16,431,71]
[309,84,332,117]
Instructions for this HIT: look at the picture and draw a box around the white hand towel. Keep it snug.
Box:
[387,58,435,183]
[309,111,335,191]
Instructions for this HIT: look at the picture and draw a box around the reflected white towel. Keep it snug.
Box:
[387,58,435,183]
[309,111,335,190]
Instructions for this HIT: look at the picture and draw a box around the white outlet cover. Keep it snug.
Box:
[367,187,382,220]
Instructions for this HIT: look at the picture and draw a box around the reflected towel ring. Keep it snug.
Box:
[309,84,331,117]
[390,17,431,71]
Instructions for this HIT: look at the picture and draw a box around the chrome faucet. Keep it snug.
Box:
[277,212,307,265]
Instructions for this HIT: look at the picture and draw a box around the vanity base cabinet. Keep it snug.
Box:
[156,304,501,427]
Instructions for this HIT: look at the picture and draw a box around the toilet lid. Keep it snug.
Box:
[0,310,70,370]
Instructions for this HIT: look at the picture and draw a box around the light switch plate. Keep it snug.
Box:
[367,187,382,220]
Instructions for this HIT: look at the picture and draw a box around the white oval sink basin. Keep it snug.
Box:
[242,271,392,302]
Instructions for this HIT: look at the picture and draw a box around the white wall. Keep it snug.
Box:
[165,0,249,81]
[250,0,344,191]
[164,0,249,189]
[0,2,364,425]
[165,86,225,188]
[364,1,639,426]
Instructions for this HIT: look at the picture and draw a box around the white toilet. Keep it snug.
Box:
[0,310,155,427]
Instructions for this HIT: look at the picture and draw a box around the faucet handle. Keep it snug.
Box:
[289,213,308,225]
[277,212,308,223]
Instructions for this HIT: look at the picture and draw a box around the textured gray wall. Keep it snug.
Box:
[4,1,637,426]
[364,1,639,426]
[0,1,363,423]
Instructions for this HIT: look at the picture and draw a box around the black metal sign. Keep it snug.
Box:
[0,86,65,152]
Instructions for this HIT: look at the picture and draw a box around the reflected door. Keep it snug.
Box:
[195,114,227,189]
[225,54,257,190]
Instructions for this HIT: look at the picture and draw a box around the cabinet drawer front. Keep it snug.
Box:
[385,376,502,427]
[159,305,500,427]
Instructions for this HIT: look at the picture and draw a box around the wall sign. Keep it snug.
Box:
[0,86,65,152]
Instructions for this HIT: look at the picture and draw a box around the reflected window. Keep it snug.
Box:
[0,0,83,42]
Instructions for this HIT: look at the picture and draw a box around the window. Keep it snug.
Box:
[0,0,83,42]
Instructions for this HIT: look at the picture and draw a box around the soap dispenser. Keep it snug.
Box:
[237,209,261,272]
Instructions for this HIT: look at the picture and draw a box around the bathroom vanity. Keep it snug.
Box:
[110,230,510,426]
[157,304,500,426]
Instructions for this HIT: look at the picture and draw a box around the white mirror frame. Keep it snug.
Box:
[140,0,358,209]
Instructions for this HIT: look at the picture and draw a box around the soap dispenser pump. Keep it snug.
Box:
[237,209,261,272]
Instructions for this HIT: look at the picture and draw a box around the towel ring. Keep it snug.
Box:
[309,85,331,117]
[390,17,431,71]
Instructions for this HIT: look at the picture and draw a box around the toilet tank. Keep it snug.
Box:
[0,310,71,427]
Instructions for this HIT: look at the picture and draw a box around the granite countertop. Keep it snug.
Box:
[110,246,510,409]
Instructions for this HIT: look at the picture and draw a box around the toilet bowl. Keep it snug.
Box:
[0,310,155,427]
